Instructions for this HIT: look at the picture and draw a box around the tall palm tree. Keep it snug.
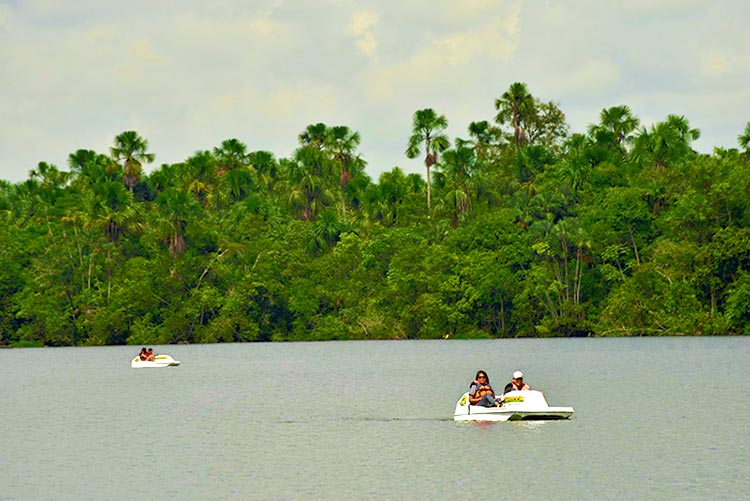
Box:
[405,108,450,212]
[495,82,535,147]
[285,147,332,221]
[325,126,362,216]
[110,131,155,191]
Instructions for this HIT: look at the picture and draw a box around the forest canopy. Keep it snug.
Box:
[2,82,750,346]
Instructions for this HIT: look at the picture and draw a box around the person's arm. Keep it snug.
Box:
[468,383,481,405]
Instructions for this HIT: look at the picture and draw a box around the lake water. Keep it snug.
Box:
[1,337,749,500]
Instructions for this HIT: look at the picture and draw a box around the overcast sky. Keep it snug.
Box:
[1,0,749,184]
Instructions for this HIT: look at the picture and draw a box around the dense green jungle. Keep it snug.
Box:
[2,82,750,347]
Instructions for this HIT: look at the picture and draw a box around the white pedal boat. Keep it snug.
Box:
[131,354,181,368]
[454,390,574,422]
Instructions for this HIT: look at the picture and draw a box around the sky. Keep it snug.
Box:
[1,0,749,184]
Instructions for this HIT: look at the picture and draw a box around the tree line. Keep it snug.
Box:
[2,82,750,346]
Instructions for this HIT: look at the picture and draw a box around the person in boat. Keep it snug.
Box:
[138,347,148,361]
[503,370,531,394]
[468,370,501,407]
[146,348,155,361]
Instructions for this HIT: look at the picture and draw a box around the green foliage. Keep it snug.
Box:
[2,99,749,346]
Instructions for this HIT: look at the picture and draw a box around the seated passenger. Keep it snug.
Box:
[146,348,155,361]
[138,347,148,361]
[468,370,500,407]
[503,370,531,394]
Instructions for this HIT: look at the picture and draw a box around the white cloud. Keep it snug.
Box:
[348,11,379,60]
[1,0,749,182]
[367,12,520,100]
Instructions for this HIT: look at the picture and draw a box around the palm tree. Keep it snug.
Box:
[218,167,256,206]
[738,121,750,153]
[89,181,135,243]
[87,180,138,301]
[665,114,701,144]
[110,131,155,191]
[298,123,328,150]
[69,150,121,189]
[433,145,479,227]
[631,115,700,170]
[559,134,595,192]
[29,161,71,193]
[156,187,201,257]
[466,120,503,160]
[249,150,279,191]
[68,149,99,176]
[179,151,218,206]
[405,108,450,212]
[587,105,640,152]
[311,209,348,253]
[325,126,363,217]
[495,82,535,147]
[213,138,251,175]
[285,147,332,221]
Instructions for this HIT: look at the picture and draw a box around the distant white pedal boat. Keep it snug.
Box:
[454,390,574,422]
[131,354,181,368]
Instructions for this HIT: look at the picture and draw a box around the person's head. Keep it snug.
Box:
[140,347,146,352]
[475,370,489,384]
[512,370,523,384]
[147,348,153,353]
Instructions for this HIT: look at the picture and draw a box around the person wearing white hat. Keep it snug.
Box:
[503,370,530,394]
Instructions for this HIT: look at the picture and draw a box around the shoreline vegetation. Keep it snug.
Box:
[2,82,750,347]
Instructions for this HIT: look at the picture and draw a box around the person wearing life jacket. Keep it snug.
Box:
[468,370,500,407]
[138,347,148,361]
[146,348,155,361]
[503,370,531,394]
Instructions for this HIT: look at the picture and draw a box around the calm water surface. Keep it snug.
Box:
[1,338,749,500]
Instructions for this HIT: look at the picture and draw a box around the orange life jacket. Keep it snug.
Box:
[472,381,495,400]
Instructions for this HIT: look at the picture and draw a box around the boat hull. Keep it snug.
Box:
[454,390,574,422]
[131,355,180,368]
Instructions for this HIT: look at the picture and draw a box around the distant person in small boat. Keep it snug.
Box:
[146,348,155,361]
[138,347,148,361]
[468,370,501,407]
[503,371,530,394]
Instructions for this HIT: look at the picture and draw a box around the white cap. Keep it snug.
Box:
[513,371,523,379]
